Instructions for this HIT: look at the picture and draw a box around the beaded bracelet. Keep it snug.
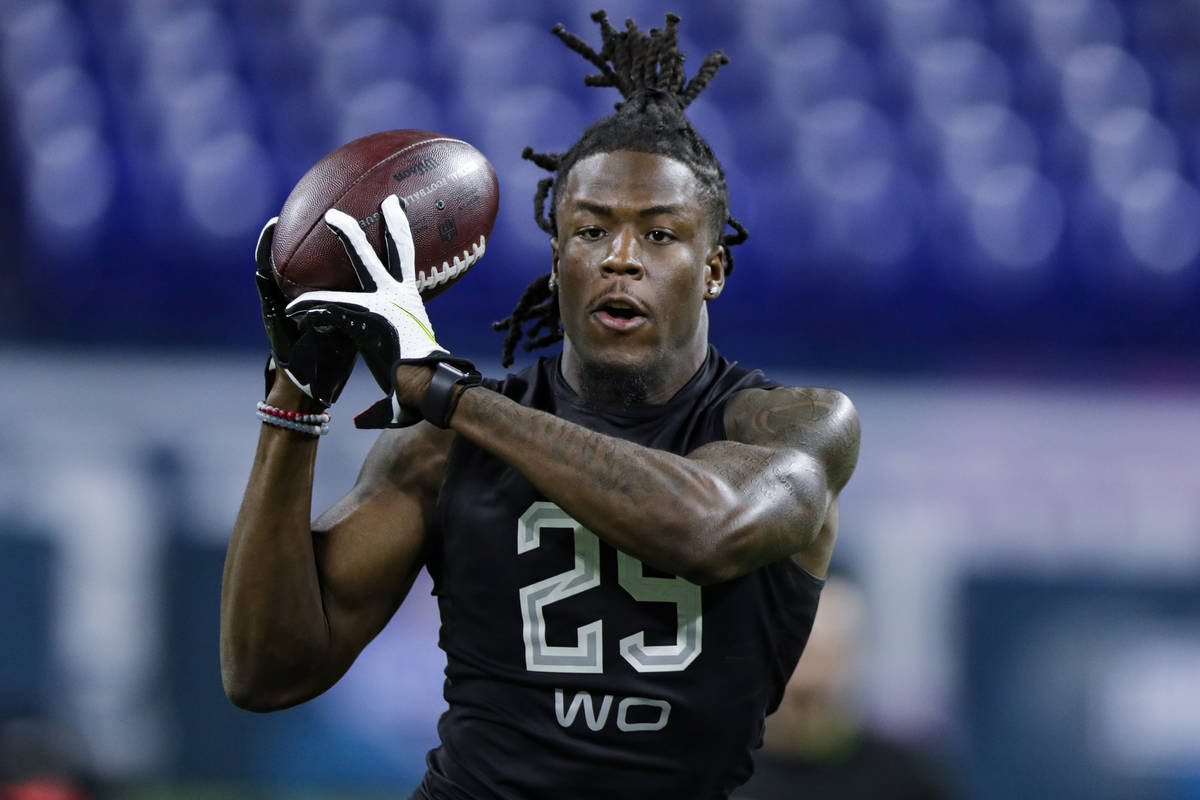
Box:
[256,401,331,436]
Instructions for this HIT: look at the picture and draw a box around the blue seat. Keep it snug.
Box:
[1060,44,1154,133]
[12,66,104,149]
[794,98,899,193]
[769,33,877,116]
[137,7,239,95]
[1,0,87,89]
[312,15,422,103]
[911,38,1013,124]
[963,163,1066,271]
[1114,168,1200,275]
[935,103,1041,192]
[1087,108,1181,202]
[451,22,577,106]
[739,0,852,50]
[155,72,258,162]
[877,0,987,54]
[178,131,277,240]
[333,80,443,145]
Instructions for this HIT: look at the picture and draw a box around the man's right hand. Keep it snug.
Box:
[283,195,477,428]
[255,217,357,407]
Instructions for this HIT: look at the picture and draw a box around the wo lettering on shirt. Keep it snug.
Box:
[554,688,671,732]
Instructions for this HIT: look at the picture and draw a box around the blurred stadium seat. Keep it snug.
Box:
[0,0,1194,364]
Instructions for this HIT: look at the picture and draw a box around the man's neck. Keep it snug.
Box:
[573,360,654,407]
[561,342,709,406]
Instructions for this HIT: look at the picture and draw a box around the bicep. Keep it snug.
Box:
[310,424,452,674]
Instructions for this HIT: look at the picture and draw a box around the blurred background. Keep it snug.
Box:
[1,0,1197,797]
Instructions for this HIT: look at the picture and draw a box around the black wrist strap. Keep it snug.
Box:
[420,361,483,428]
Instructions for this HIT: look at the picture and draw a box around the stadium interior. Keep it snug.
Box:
[1,0,1198,798]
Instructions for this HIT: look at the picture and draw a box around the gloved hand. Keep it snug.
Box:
[285,194,477,428]
[255,217,357,407]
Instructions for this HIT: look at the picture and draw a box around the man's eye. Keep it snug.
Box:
[647,229,675,243]
[578,227,605,240]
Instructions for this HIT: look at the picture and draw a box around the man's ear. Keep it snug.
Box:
[703,243,726,298]
[550,237,559,283]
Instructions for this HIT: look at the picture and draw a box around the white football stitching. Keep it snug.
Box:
[415,235,487,292]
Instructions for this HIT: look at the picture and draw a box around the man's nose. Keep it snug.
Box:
[599,229,644,278]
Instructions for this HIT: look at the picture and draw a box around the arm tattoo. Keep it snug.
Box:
[473,393,664,503]
[745,390,837,439]
[727,387,860,494]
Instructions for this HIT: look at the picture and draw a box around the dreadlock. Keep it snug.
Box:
[492,9,749,367]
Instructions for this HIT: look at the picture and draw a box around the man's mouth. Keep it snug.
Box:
[593,299,647,331]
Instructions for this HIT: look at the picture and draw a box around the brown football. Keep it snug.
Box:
[271,129,499,301]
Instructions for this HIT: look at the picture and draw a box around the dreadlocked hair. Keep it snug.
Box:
[492,9,749,367]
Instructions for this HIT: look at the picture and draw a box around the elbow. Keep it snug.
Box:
[667,508,750,587]
[220,643,318,712]
[222,667,312,713]
[221,661,289,713]
[677,561,735,587]
[678,536,752,586]
[659,477,757,585]
[223,671,285,714]
[670,499,827,587]
[223,680,276,713]
[674,541,746,586]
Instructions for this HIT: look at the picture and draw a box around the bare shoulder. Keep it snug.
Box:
[723,386,861,492]
[723,385,859,447]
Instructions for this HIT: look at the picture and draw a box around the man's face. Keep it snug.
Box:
[552,150,725,402]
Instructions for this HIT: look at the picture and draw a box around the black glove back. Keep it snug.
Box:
[255,218,357,407]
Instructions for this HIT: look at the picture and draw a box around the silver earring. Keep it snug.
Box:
[548,273,558,292]
[706,283,719,296]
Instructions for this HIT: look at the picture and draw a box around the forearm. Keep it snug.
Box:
[450,386,762,584]
[220,379,333,710]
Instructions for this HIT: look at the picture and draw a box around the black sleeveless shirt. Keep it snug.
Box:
[415,347,824,800]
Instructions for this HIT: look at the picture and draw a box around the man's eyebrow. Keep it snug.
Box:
[571,201,683,218]
[573,201,613,217]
